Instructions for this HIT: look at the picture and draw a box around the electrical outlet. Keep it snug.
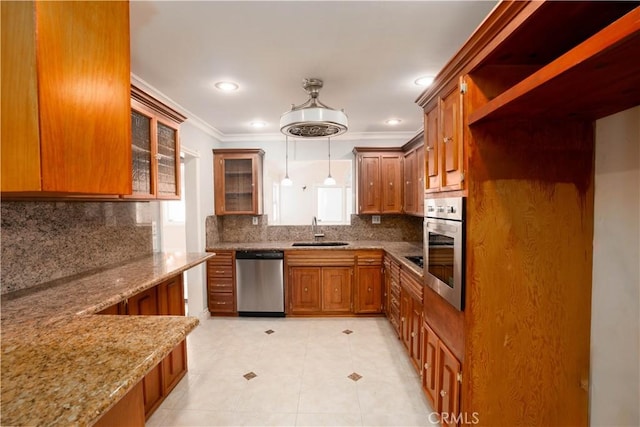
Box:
[252,216,259,225]
[372,215,381,224]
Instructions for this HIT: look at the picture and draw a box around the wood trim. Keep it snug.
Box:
[400,131,425,152]
[212,148,265,156]
[352,147,405,154]
[131,85,186,124]
[468,6,640,123]
[416,1,533,107]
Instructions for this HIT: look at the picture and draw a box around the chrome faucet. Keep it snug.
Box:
[312,216,325,241]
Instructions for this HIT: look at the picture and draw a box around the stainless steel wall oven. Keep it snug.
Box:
[424,197,465,311]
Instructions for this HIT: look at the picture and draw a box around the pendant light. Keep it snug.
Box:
[281,135,293,186]
[323,137,336,186]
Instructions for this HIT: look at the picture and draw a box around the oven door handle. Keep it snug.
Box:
[426,221,458,234]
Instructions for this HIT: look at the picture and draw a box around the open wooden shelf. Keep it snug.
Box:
[469,6,640,124]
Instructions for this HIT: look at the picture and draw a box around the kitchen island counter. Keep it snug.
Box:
[1,252,213,426]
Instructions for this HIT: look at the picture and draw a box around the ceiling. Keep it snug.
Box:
[129,1,497,142]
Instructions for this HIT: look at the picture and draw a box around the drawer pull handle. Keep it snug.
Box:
[214,284,227,287]
[215,270,225,274]
[213,301,227,305]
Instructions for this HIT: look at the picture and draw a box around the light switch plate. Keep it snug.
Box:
[252,216,259,225]
[372,215,381,224]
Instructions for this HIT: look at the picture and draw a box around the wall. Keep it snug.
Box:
[0,201,152,294]
[590,106,640,426]
[178,121,221,316]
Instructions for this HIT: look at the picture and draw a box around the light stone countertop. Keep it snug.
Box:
[1,252,213,427]
[206,240,424,277]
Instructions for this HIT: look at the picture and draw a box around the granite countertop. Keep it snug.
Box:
[1,252,213,427]
[207,241,424,277]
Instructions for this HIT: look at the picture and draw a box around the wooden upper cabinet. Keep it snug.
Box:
[213,149,264,215]
[425,108,440,192]
[127,86,186,200]
[440,86,464,191]
[401,133,425,216]
[424,81,464,193]
[358,154,381,214]
[1,1,131,195]
[354,148,403,214]
[403,149,416,214]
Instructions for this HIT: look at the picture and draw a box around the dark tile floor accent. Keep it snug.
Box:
[348,372,363,382]
[265,329,275,335]
[243,372,257,380]
[342,329,353,335]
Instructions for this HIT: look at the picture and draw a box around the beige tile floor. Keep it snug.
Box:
[147,317,437,426]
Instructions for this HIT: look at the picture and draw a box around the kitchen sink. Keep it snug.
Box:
[291,241,349,247]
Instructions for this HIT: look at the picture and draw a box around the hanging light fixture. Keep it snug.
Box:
[281,135,293,186]
[323,137,336,186]
[280,78,348,138]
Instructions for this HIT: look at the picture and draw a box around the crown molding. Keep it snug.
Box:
[131,73,420,144]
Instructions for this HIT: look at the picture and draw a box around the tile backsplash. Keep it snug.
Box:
[206,214,423,247]
[1,201,152,294]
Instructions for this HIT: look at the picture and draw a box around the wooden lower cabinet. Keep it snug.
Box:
[286,250,357,315]
[422,322,462,426]
[206,250,236,315]
[354,251,384,314]
[97,274,188,419]
[94,381,145,427]
[289,266,353,314]
[142,364,164,416]
[290,267,322,313]
[321,267,352,312]
[384,255,401,336]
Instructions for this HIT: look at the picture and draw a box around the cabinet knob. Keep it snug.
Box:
[215,270,225,274]
[406,181,410,184]
[389,182,393,186]
[368,287,372,292]
[426,146,433,152]
[440,390,447,397]
[369,182,374,186]
[411,332,416,338]
[155,154,162,160]
[401,317,405,323]
[443,137,453,144]
[304,287,308,292]
[424,362,430,369]
[335,288,338,292]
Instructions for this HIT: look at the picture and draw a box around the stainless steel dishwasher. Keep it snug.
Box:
[235,250,285,317]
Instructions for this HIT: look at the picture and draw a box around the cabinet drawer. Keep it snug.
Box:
[207,251,234,265]
[208,292,235,312]
[208,266,233,278]
[208,277,234,292]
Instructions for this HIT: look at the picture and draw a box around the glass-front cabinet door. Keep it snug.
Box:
[213,149,264,215]
[156,120,179,199]
[127,86,185,200]
[130,109,153,197]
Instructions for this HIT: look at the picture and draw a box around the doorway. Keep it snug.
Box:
[158,147,206,317]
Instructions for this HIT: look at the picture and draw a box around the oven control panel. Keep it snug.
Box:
[425,197,464,221]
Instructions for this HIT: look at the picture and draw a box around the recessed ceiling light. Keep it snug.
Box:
[250,121,267,128]
[385,119,402,126]
[214,81,239,92]
[414,76,434,87]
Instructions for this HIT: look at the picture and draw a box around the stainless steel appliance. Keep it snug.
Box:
[236,250,285,317]
[424,197,465,311]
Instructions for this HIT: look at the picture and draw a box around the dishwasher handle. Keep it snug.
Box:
[235,250,284,260]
